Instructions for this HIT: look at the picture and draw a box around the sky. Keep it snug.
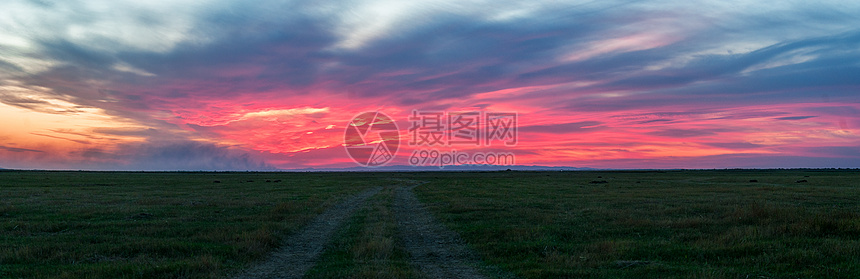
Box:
[1,0,859,170]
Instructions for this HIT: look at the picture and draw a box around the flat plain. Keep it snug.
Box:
[1,170,858,278]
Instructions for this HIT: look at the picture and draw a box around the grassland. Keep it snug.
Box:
[413,170,860,278]
[0,171,382,278]
[1,170,858,278]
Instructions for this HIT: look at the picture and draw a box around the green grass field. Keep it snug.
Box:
[1,170,858,278]
[0,171,382,278]
[413,170,860,278]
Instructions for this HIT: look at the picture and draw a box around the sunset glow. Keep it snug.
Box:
[1,0,858,170]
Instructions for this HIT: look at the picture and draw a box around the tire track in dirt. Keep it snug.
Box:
[394,184,489,279]
[234,186,382,279]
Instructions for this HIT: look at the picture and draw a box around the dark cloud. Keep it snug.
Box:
[806,106,860,117]
[47,129,104,140]
[36,39,117,71]
[0,92,80,114]
[802,146,860,158]
[703,142,766,150]
[558,30,860,112]
[647,129,716,138]
[0,93,51,109]
[91,127,161,137]
[520,121,603,134]
[30,133,90,144]
[0,145,44,153]
[0,59,24,73]
[579,154,860,169]
[637,119,676,124]
[775,116,816,120]
[112,141,274,171]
